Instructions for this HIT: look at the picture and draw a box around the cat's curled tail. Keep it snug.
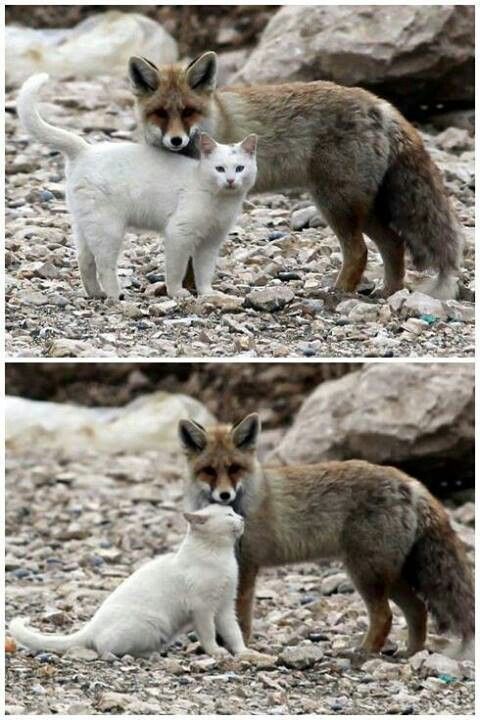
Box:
[17,73,88,159]
[9,617,91,653]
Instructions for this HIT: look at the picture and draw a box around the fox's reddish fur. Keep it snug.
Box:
[129,52,463,299]
[180,415,474,657]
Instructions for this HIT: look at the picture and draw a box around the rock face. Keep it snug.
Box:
[269,363,474,495]
[234,6,474,111]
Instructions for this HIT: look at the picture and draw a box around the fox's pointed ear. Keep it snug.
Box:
[240,134,257,156]
[186,52,217,93]
[178,419,207,454]
[199,132,217,157]
[128,56,159,95]
[232,413,261,450]
[183,511,209,527]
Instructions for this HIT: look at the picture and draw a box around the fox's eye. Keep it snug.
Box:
[215,166,225,173]
[154,108,168,119]
[228,464,242,475]
[201,466,217,478]
[182,107,195,118]
[236,165,245,173]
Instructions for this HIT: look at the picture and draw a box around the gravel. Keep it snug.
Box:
[5,76,475,358]
[5,443,475,714]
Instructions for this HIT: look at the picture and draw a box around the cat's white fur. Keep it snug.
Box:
[17,73,257,299]
[9,505,249,659]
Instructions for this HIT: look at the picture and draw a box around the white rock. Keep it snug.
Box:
[388,288,410,312]
[422,652,462,678]
[403,292,447,320]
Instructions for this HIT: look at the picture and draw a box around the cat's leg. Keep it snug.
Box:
[192,239,223,297]
[164,224,195,299]
[215,604,247,655]
[73,224,105,298]
[192,608,229,659]
[81,217,125,300]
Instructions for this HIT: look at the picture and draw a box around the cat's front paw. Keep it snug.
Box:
[211,647,231,661]
[169,288,193,300]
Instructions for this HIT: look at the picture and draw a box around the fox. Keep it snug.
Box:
[179,413,474,659]
[128,52,463,299]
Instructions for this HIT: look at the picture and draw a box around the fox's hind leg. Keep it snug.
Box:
[390,578,427,657]
[312,201,368,292]
[73,226,105,298]
[346,566,393,653]
[365,218,405,297]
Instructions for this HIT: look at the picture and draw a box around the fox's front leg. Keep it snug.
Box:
[236,560,259,642]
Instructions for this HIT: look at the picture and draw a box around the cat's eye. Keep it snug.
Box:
[228,464,242,475]
[201,466,217,478]
[236,165,245,173]
[215,166,225,173]
[182,107,195,118]
[154,108,168,119]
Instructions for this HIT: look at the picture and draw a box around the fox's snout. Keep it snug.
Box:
[162,131,191,152]
[211,486,237,504]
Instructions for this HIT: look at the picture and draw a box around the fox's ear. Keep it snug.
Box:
[186,52,217,93]
[232,413,261,450]
[184,511,209,526]
[240,134,257,156]
[199,133,217,157]
[178,419,207,453]
[128,56,159,95]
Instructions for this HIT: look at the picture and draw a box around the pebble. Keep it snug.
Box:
[279,643,324,669]
[403,292,448,321]
[64,647,99,661]
[245,286,295,312]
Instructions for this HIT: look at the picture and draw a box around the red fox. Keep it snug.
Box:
[128,53,463,299]
[179,414,474,658]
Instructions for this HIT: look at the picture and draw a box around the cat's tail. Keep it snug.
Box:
[9,616,91,653]
[16,73,88,159]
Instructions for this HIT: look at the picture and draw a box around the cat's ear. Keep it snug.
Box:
[185,52,218,93]
[128,56,159,95]
[231,413,261,450]
[240,134,258,156]
[184,511,209,526]
[199,133,217,157]
[178,419,207,454]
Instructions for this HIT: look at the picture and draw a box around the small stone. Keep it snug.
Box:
[321,572,353,595]
[35,262,59,280]
[64,646,98,662]
[48,339,92,357]
[388,288,410,312]
[279,643,323,669]
[443,300,475,322]
[291,205,318,230]
[245,286,294,312]
[403,292,447,320]
[402,317,429,335]
[348,301,379,322]
[190,657,219,672]
[19,290,49,306]
[67,702,92,715]
[97,691,133,712]
[422,653,462,679]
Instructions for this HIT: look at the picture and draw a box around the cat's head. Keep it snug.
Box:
[198,133,257,194]
[183,504,244,542]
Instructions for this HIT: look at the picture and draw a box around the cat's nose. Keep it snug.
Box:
[170,136,183,147]
[227,178,235,186]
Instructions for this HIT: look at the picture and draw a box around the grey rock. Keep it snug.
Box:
[279,643,323,669]
[245,287,295,312]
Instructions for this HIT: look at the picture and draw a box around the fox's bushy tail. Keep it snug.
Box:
[380,115,463,299]
[404,494,474,654]
[16,73,88,159]
[9,617,90,653]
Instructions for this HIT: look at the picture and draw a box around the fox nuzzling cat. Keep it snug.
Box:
[17,73,257,300]
[180,414,474,659]
[130,52,463,299]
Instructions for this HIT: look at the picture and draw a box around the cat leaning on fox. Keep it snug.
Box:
[179,414,474,659]
[129,51,464,300]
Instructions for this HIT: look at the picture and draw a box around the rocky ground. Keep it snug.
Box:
[5,77,475,359]
[5,443,475,715]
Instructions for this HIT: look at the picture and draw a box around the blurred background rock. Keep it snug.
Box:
[6,4,474,126]
[6,362,474,500]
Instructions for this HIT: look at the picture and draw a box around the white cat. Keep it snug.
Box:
[17,73,257,300]
[10,505,251,659]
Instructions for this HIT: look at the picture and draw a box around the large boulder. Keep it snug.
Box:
[233,6,474,112]
[268,364,474,496]
[6,11,177,86]
[5,391,213,455]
